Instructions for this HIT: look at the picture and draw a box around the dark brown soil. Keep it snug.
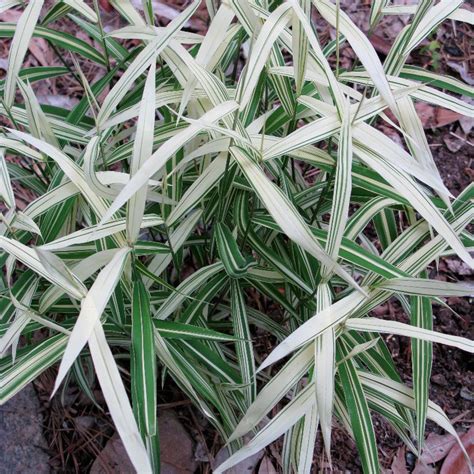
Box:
[433,143,473,198]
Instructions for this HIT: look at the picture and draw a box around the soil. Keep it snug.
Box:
[433,143,473,198]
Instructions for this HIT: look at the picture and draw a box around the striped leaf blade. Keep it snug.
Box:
[337,342,381,473]
[52,247,130,395]
[4,0,44,108]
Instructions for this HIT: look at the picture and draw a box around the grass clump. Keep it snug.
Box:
[0,0,473,472]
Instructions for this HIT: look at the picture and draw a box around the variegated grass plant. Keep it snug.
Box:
[0,0,473,472]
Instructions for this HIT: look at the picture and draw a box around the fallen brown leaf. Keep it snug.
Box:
[99,0,113,13]
[391,446,409,474]
[420,433,457,464]
[415,103,462,129]
[440,426,474,474]
[90,435,134,474]
[28,38,52,67]
[413,463,436,474]
[370,34,391,55]
[385,103,462,130]
[91,411,198,473]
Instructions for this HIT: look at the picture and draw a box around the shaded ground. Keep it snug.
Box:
[0,384,50,474]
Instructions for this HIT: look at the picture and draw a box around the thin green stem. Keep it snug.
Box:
[93,0,112,73]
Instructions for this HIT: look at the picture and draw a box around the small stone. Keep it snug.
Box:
[159,411,198,473]
[443,135,464,153]
[406,451,417,469]
[194,442,209,462]
[75,416,96,431]
[459,116,474,135]
[432,374,448,386]
[0,384,50,473]
[460,387,474,402]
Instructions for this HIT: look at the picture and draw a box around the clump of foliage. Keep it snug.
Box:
[0,0,473,472]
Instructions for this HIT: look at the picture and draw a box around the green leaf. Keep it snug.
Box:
[0,236,86,301]
[314,0,397,115]
[346,318,474,353]
[89,322,152,472]
[131,274,158,444]
[53,247,130,395]
[230,279,256,407]
[230,146,361,292]
[376,277,473,297]
[258,291,366,371]
[337,342,381,473]
[314,283,335,461]
[0,335,68,404]
[410,282,432,452]
[100,101,238,225]
[215,383,315,474]
[237,3,292,110]
[63,0,98,22]
[96,0,201,126]
[0,22,106,66]
[216,222,256,278]
[3,0,44,108]
[0,149,14,208]
[126,60,156,243]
